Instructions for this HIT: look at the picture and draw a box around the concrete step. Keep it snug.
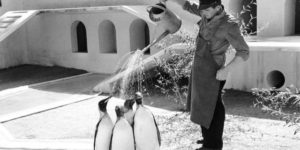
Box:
[0,10,39,41]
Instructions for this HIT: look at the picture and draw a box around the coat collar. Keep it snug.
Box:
[198,11,227,40]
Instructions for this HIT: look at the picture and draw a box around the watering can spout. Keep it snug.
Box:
[147,2,182,34]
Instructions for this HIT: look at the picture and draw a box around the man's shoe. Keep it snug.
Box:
[196,147,221,150]
[196,139,204,144]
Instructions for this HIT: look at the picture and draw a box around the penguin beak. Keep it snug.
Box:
[102,95,113,102]
[100,95,112,105]
[98,95,113,111]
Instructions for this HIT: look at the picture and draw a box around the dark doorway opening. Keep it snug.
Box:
[76,22,88,53]
[295,0,300,34]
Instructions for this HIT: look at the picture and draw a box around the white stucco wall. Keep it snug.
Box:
[25,8,156,73]
[0,0,154,12]
[257,0,295,37]
[0,25,27,68]
[226,43,300,91]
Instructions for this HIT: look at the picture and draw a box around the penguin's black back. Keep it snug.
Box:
[93,118,102,150]
[152,113,161,146]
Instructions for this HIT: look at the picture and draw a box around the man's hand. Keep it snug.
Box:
[216,67,229,81]
[216,55,245,81]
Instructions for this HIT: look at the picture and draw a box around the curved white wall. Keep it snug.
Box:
[24,8,155,73]
[0,26,27,68]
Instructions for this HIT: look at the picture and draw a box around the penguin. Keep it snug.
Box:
[93,96,114,150]
[110,106,135,150]
[124,98,136,126]
[133,92,161,150]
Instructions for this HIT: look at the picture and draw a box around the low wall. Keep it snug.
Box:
[226,40,300,91]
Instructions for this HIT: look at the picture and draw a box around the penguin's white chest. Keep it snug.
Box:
[95,115,114,150]
[134,107,160,150]
[111,118,135,150]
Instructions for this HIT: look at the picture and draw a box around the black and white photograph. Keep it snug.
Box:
[0,0,300,150]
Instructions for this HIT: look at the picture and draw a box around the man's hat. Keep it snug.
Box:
[198,0,222,10]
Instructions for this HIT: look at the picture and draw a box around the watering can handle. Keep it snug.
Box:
[141,30,170,54]
[146,3,167,13]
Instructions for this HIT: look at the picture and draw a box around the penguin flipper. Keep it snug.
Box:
[93,119,102,150]
[152,113,161,146]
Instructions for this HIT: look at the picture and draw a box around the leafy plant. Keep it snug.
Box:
[143,29,196,110]
[153,47,194,110]
[238,0,257,36]
[252,86,300,135]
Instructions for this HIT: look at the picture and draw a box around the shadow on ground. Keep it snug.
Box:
[142,89,281,121]
[0,64,87,91]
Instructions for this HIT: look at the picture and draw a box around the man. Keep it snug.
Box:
[161,0,250,149]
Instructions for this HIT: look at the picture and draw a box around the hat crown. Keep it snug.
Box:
[199,0,221,5]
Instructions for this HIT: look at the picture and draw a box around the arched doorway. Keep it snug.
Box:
[99,20,117,53]
[296,0,300,34]
[129,19,150,54]
[71,21,88,53]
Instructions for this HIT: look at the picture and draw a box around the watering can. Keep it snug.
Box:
[147,2,182,34]
[137,2,182,54]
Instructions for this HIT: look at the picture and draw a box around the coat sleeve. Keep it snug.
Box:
[182,1,201,16]
[225,23,250,61]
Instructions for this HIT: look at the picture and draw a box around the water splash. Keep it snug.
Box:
[93,31,170,95]
[112,49,145,99]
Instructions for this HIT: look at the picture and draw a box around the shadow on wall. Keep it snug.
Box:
[99,20,117,53]
[130,19,150,54]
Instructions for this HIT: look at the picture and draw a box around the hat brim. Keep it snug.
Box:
[198,4,214,10]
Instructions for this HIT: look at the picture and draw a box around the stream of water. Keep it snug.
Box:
[113,49,145,99]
